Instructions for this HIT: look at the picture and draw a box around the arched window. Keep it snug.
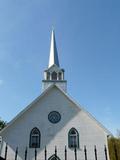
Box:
[68,128,79,149]
[47,72,50,80]
[58,72,62,80]
[29,127,40,148]
[48,154,60,160]
[52,72,57,80]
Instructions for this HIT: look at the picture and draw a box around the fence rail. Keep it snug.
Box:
[0,144,118,160]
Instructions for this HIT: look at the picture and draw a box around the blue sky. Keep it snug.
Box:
[0,0,120,135]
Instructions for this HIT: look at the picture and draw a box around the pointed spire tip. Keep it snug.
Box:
[48,29,60,68]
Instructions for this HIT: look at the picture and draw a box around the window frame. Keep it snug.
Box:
[58,72,62,80]
[47,72,50,80]
[68,128,79,149]
[29,127,41,148]
[51,71,57,80]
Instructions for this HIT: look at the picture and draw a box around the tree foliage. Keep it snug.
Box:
[0,118,6,131]
[116,129,120,139]
[108,137,120,160]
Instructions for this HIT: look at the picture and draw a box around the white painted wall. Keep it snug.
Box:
[0,87,109,160]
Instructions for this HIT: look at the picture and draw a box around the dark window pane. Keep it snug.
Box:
[52,72,57,80]
[68,128,79,148]
[30,128,40,148]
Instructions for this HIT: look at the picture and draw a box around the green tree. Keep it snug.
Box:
[108,137,120,160]
[0,118,6,131]
[116,129,120,139]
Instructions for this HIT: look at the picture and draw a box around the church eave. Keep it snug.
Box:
[42,80,67,82]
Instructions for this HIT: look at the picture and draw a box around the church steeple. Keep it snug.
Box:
[48,29,60,68]
[42,30,67,92]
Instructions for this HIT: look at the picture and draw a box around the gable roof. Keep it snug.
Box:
[0,84,112,136]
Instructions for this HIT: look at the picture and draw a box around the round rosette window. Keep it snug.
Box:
[48,111,61,124]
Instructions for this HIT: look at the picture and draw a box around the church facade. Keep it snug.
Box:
[0,30,111,160]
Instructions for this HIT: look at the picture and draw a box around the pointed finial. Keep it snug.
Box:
[48,29,60,68]
[52,26,54,31]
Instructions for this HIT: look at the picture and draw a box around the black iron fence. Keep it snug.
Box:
[0,144,119,160]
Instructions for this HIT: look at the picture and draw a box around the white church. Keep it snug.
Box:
[0,30,111,160]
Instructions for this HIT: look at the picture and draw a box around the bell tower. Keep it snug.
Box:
[42,30,67,92]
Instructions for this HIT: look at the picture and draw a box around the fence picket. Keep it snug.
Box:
[55,146,57,160]
[4,144,8,160]
[84,146,87,160]
[45,146,47,160]
[24,147,27,160]
[35,148,37,160]
[94,146,97,160]
[15,147,18,160]
[65,146,67,160]
[104,145,108,160]
[74,147,77,160]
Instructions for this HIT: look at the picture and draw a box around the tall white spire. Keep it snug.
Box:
[42,30,67,92]
[48,29,60,68]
